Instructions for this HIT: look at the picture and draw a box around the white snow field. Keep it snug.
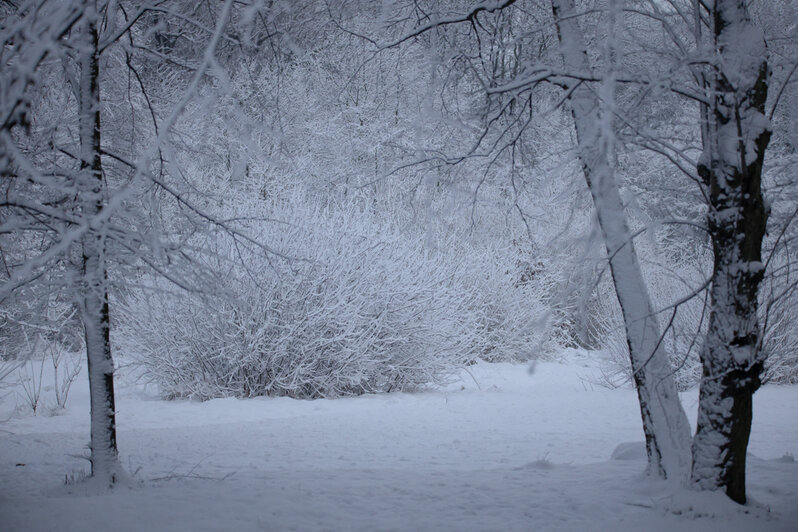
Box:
[1,350,797,531]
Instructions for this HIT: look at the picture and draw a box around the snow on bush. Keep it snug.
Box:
[594,239,798,388]
[591,244,709,391]
[761,255,798,384]
[118,192,554,400]
[762,311,798,384]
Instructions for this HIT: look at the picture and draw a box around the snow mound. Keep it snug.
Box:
[611,441,647,460]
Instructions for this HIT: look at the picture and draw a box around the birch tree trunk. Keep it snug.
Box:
[77,4,122,486]
[691,0,771,504]
[551,0,692,480]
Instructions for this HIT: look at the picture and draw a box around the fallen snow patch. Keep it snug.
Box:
[1,356,797,531]
[611,441,648,460]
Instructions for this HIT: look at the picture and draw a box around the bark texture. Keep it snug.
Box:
[551,0,692,479]
[77,5,121,486]
[691,0,771,504]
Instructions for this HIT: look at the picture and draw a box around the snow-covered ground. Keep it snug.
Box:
[1,350,797,531]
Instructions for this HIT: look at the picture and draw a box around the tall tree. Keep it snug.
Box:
[1,0,240,486]
[549,0,692,480]
[339,0,695,479]
[691,0,771,504]
[76,1,121,485]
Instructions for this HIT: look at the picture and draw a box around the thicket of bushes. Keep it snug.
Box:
[117,192,555,400]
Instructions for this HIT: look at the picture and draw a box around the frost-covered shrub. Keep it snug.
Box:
[762,309,798,384]
[761,259,798,384]
[595,242,798,388]
[119,192,553,400]
[591,249,708,391]
[461,250,558,362]
[0,289,82,361]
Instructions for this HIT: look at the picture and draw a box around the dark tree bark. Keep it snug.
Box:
[691,0,771,504]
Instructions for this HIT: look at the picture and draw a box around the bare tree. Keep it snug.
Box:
[343,0,694,479]
[1,0,240,486]
[549,0,692,480]
[75,2,121,485]
[691,0,772,504]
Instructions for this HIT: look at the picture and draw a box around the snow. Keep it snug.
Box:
[1,350,797,531]
[611,441,648,461]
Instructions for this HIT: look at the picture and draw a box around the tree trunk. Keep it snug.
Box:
[691,0,771,504]
[77,4,122,486]
[551,0,692,480]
